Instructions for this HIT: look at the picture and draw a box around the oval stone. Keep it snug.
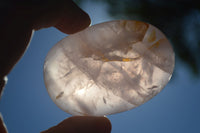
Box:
[44,20,175,116]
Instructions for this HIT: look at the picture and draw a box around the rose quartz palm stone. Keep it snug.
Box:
[44,20,175,116]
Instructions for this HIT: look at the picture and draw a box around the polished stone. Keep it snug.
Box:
[44,20,175,116]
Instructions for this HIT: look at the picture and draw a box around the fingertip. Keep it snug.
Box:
[55,11,91,34]
[68,116,112,133]
[31,0,91,34]
[41,116,111,133]
[54,2,91,34]
[92,116,112,133]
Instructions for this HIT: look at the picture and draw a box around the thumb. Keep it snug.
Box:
[41,116,112,133]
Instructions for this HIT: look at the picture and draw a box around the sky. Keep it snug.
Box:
[0,1,200,133]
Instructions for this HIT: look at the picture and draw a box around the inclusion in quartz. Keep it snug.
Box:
[44,20,175,116]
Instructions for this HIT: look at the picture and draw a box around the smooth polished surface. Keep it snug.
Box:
[44,20,175,116]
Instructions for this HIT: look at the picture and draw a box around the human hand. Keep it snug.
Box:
[0,0,111,133]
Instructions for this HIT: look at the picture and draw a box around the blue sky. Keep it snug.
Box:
[0,1,200,133]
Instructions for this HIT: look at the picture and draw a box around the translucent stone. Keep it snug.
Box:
[44,20,175,116]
